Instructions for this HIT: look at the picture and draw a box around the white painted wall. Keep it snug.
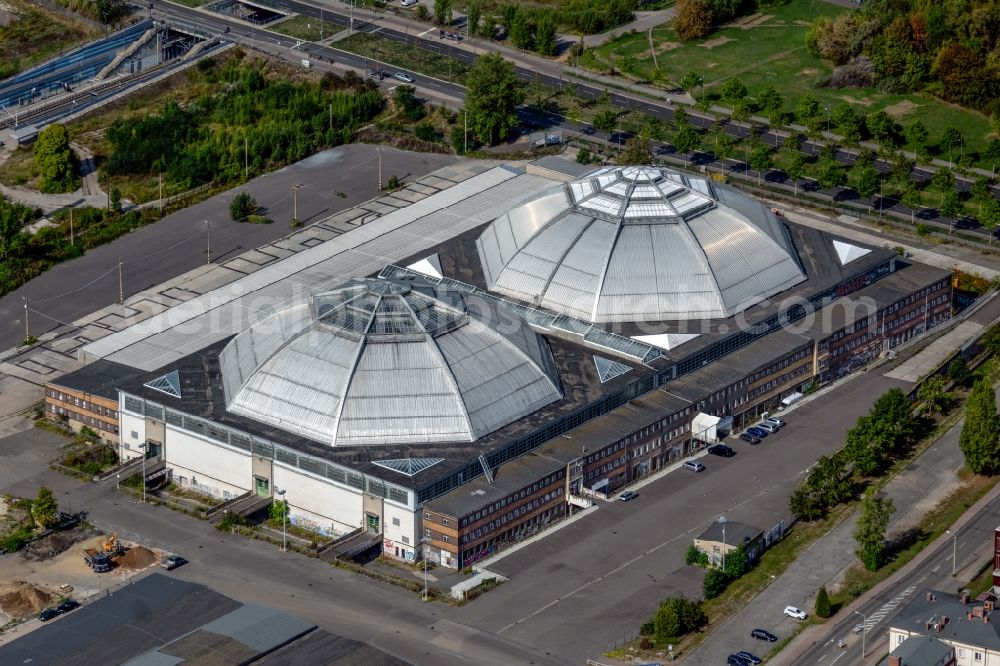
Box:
[273,463,363,537]
[164,427,251,499]
[119,412,146,461]
[383,501,419,561]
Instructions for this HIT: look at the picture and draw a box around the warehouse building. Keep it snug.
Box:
[70,162,953,568]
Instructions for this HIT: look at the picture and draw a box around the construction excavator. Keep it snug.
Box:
[101,533,124,556]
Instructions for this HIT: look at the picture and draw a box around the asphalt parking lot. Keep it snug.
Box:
[0,145,457,348]
[458,372,907,664]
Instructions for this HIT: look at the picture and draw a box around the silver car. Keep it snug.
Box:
[763,417,785,428]
[757,422,779,434]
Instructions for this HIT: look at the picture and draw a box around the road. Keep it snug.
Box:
[790,490,1000,666]
[0,145,456,349]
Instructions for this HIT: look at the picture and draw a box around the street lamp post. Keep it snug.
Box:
[377,148,382,191]
[139,442,147,503]
[276,487,287,551]
[854,610,867,657]
[945,528,958,576]
[718,516,727,569]
[290,184,302,224]
[204,220,211,264]
[421,535,429,600]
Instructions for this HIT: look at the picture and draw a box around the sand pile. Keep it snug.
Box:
[116,546,158,571]
[0,582,54,618]
[22,527,95,562]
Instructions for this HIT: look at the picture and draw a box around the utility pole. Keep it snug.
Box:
[118,259,124,304]
[329,103,332,131]
[69,208,74,245]
[204,220,211,264]
[244,136,249,181]
[464,109,468,154]
[23,298,29,340]
[377,149,383,190]
[158,173,163,213]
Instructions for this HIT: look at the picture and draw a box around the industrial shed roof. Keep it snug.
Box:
[476,166,806,322]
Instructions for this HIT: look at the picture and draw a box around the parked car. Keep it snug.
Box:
[763,417,786,428]
[746,426,768,438]
[400,0,418,6]
[784,606,807,620]
[682,460,705,472]
[750,628,778,642]
[161,555,188,571]
[756,422,779,434]
[728,655,751,666]
[740,433,760,445]
[707,444,735,457]
[736,651,762,665]
[38,608,59,622]
[394,72,415,83]
[56,599,80,614]
[619,491,638,502]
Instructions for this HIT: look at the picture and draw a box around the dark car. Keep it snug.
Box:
[728,655,751,666]
[746,426,769,439]
[619,491,639,502]
[160,555,188,571]
[740,433,761,445]
[750,628,778,642]
[707,444,735,457]
[38,608,59,622]
[736,651,762,665]
[56,599,80,614]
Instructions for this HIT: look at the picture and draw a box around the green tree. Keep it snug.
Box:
[818,161,847,190]
[466,53,524,145]
[672,125,701,166]
[535,12,557,56]
[466,0,481,38]
[959,378,1000,474]
[653,596,707,642]
[394,84,425,120]
[672,106,689,130]
[905,120,929,153]
[948,357,970,387]
[795,93,821,124]
[939,127,964,163]
[815,585,832,618]
[269,499,289,522]
[620,135,652,165]
[33,124,77,193]
[680,71,702,93]
[785,152,806,196]
[723,543,751,578]
[229,191,257,221]
[831,102,862,145]
[702,567,729,599]
[866,110,897,146]
[789,454,853,520]
[917,375,954,415]
[433,0,453,25]
[901,184,922,224]
[575,147,594,165]
[931,169,955,205]
[854,487,894,571]
[981,197,1000,244]
[872,388,918,445]
[685,544,708,566]
[721,77,748,103]
[748,144,772,185]
[110,188,122,213]
[758,85,783,123]
[855,165,880,212]
[593,108,618,136]
[33,486,59,528]
[985,138,1000,176]
[844,414,892,476]
[971,178,993,215]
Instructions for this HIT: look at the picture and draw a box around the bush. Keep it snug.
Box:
[269,499,288,522]
[230,192,257,221]
[653,596,707,643]
[702,568,730,599]
[685,544,708,566]
[0,525,34,554]
[387,175,400,190]
[246,214,271,224]
[217,511,247,532]
[414,121,437,142]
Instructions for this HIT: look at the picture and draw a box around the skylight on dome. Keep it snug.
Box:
[593,355,632,383]
[144,369,181,398]
[580,194,623,217]
[372,458,445,476]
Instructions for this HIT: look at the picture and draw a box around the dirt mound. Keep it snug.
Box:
[116,546,159,571]
[22,527,96,562]
[0,582,54,618]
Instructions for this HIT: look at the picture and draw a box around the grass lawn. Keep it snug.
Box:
[584,0,996,167]
[0,0,96,80]
[269,15,343,42]
[0,146,41,189]
[336,33,470,84]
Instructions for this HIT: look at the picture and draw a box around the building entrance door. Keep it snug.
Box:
[254,477,269,497]
[366,514,380,533]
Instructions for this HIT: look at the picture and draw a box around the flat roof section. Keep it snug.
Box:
[46,358,147,400]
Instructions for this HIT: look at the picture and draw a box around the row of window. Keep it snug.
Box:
[585,455,627,481]
[748,347,812,384]
[459,489,565,545]
[47,390,118,420]
[48,405,119,434]
[747,364,811,400]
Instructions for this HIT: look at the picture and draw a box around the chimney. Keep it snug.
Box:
[927,591,934,602]
[986,598,995,612]
[942,615,948,627]
[962,593,970,605]
[888,656,902,666]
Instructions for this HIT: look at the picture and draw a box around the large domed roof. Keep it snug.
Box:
[219,278,561,447]
[476,166,806,322]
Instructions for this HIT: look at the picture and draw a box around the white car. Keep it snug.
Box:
[400,0,418,6]
[394,72,415,83]
[784,606,807,620]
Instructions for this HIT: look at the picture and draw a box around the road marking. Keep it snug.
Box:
[932,564,941,572]
[830,651,845,664]
[861,586,916,631]
[418,27,435,36]
[817,655,827,662]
